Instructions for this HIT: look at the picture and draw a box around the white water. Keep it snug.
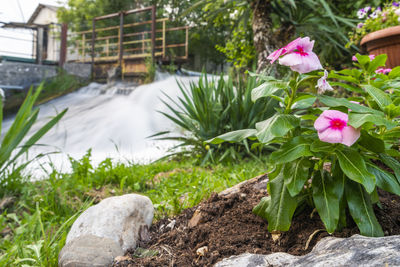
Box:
[2,73,201,178]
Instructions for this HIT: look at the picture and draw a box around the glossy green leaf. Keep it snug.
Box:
[310,140,335,152]
[252,196,270,219]
[363,84,392,109]
[251,81,287,102]
[383,127,400,141]
[284,158,311,197]
[336,149,375,193]
[388,66,400,79]
[379,154,400,184]
[367,54,387,73]
[367,163,400,196]
[292,95,317,109]
[329,82,363,93]
[207,129,257,144]
[255,114,300,144]
[264,168,298,232]
[312,171,342,233]
[270,136,312,164]
[358,130,385,153]
[348,113,396,130]
[318,95,383,115]
[345,179,384,237]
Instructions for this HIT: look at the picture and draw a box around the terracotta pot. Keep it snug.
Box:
[360,26,400,69]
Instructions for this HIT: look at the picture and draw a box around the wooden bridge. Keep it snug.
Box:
[65,5,190,81]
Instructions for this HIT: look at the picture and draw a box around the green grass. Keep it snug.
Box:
[0,152,267,266]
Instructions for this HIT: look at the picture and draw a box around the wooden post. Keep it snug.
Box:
[142,33,145,54]
[162,20,166,59]
[59,23,68,67]
[106,38,109,57]
[82,33,86,62]
[91,19,96,80]
[151,5,156,60]
[185,26,189,59]
[118,12,124,66]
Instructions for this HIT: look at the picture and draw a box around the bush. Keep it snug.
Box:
[155,72,278,164]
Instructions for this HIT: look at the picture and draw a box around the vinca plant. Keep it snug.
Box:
[208,37,400,237]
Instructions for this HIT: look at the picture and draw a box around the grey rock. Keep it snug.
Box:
[58,234,123,267]
[215,234,400,267]
[66,194,153,253]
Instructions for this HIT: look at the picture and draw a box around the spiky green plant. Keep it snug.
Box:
[154,73,278,163]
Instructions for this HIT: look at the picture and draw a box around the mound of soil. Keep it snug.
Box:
[113,174,400,267]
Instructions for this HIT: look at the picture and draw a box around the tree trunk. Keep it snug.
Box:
[251,0,275,72]
[250,0,294,72]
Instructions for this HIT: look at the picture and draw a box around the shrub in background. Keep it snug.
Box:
[155,72,278,164]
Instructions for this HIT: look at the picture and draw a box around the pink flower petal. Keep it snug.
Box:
[267,37,302,64]
[318,128,343,144]
[289,52,322,73]
[341,126,361,146]
[314,115,331,132]
[321,110,348,122]
[296,37,314,52]
[283,37,302,53]
[267,48,286,64]
[279,53,303,67]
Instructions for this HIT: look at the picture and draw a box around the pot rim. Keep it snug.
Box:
[360,25,400,46]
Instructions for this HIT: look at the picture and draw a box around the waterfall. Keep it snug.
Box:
[2,73,201,177]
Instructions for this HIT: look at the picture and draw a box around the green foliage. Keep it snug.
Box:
[0,84,67,192]
[0,154,265,266]
[156,72,278,163]
[144,56,156,83]
[210,51,400,236]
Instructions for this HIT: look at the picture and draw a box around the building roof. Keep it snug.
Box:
[27,4,59,25]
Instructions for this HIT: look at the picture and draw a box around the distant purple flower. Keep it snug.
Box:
[357,23,364,28]
[393,2,400,7]
[369,54,375,60]
[370,11,378,19]
[376,68,392,74]
[376,6,382,12]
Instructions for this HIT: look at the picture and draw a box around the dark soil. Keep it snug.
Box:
[113,174,400,267]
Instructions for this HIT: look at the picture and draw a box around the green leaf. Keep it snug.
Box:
[366,163,400,196]
[292,95,316,109]
[348,113,396,130]
[284,158,311,197]
[383,127,400,141]
[252,196,270,219]
[388,66,400,79]
[255,114,300,144]
[265,167,298,232]
[312,170,342,233]
[318,95,383,115]
[270,136,312,164]
[356,53,371,67]
[329,82,363,93]
[310,140,335,152]
[345,179,384,237]
[367,54,387,73]
[358,130,385,153]
[207,129,257,144]
[251,81,286,102]
[379,154,400,184]
[363,84,392,109]
[336,149,375,193]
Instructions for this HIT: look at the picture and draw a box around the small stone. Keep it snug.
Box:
[58,235,123,267]
[114,255,131,263]
[166,219,176,230]
[188,209,203,228]
[196,246,208,257]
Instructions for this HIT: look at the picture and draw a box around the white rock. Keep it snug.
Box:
[66,194,153,253]
[58,235,123,267]
[215,234,400,267]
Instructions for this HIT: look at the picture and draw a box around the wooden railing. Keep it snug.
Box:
[67,6,189,64]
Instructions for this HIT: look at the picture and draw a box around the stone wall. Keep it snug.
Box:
[0,61,57,89]
[0,61,91,90]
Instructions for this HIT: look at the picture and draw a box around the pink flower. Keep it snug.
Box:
[314,110,360,147]
[267,37,301,64]
[352,56,357,61]
[267,37,323,73]
[316,70,333,94]
[376,68,392,74]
